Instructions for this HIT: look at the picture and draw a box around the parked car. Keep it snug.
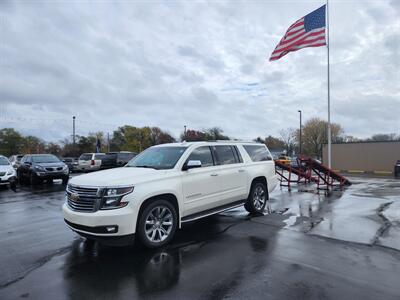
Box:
[9,154,24,170]
[0,155,17,188]
[99,153,118,170]
[275,155,291,165]
[63,141,278,248]
[106,151,137,167]
[17,154,69,185]
[395,160,400,178]
[76,153,105,172]
[62,157,78,173]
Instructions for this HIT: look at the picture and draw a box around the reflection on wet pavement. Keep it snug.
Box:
[0,176,400,300]
[255,176,400,250]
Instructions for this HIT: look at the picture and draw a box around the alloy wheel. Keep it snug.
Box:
[253,185,266,210]
[144,206,174,243]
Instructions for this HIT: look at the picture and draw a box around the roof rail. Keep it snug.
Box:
[182,140,261,144]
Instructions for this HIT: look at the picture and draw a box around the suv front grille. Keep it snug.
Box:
[66,184,100,212]
[46,167,63,171]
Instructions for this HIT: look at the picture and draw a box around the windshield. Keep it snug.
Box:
[126,146,187,170]
[0,157,10,165]
[32,155,60,163]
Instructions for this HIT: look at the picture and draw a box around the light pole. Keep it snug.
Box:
[184,125,187,140]
[72,116,76,154]
[298,110,302,155]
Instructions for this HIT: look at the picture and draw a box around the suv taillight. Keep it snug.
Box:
[91,159,95,165]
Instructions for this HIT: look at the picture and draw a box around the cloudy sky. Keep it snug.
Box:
[1,0,399,142]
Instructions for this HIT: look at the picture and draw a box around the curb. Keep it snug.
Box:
[335,170,394,176]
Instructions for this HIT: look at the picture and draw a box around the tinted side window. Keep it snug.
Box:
[243,145,272,162]
[187,146,214,167]
[213,145,237,165]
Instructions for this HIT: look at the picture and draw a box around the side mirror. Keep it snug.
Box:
[183,160,202,171]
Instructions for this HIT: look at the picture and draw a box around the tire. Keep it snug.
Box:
[137,199,178,248]
[244,181,268,214]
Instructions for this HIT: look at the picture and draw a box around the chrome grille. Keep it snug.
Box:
[66,184,100,212]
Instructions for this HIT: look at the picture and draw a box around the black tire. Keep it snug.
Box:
[137,199,178,248]
[244,181,268,214]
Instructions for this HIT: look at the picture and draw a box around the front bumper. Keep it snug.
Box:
[0,175,17,185]
[76,165,100,171]
[34,171,68,179]
[62,203,138,237]
[64,219,135,246]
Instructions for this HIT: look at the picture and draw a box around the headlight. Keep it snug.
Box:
[100,186,134,210]
[6,169,15,176]
[34,165,45,171]
[63,165,68,170]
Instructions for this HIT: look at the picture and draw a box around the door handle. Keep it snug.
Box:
[210,173,218,177]
[238,169,245,173]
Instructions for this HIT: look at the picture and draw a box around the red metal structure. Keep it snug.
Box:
[275,155,351,190]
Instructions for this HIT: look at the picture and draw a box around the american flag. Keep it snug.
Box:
[270,5,326,61]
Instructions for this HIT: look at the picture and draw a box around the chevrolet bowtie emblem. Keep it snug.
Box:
[70,192,79,201]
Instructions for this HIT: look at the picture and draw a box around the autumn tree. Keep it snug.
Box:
[181,127,230,141]
[264,135,285,150]
[0,128,24,156]
[300,117,344,159]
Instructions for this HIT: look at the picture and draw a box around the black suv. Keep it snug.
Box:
[17,154,69,185]
[106,151,137,167]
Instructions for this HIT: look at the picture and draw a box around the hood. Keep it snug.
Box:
[0,165,14,173]
[34,162,66,168]
[69,167,171,187]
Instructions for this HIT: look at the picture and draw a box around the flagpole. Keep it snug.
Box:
[326,0,332,169]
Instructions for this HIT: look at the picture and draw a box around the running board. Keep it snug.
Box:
[181,200,246,223]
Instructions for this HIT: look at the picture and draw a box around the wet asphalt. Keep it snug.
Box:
[0,175,399,300]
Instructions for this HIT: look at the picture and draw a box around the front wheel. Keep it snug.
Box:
[137,200,178,248]
[244,181,268,214]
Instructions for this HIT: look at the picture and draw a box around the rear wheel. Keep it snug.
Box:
[137,200,178,248]
[244,181,268,214]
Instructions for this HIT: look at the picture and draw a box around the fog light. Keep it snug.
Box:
[106,226,117,233]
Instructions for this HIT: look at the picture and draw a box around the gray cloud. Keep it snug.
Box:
[0,0,399,142]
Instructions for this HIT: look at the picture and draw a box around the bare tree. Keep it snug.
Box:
[279,128,297,155]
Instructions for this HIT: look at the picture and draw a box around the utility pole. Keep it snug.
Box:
[298,110,302,155]
[184,125,187,141]
[72,116,76,155]
[107,132,110,153]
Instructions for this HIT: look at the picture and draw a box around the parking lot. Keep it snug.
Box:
[0,175,399,300]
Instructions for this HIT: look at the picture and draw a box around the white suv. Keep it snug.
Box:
[63,142,278,248]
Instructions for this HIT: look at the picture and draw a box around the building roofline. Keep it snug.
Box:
[324,140,400,145]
